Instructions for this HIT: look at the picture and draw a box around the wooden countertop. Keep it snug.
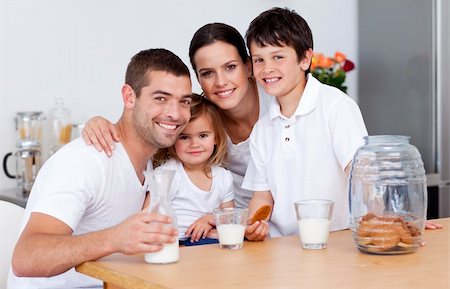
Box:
[76,218,449,289]
[0,188,28,208]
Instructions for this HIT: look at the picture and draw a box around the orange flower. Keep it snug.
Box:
[334,51,346,63]
[311,53,320,70]
[317,54,333,69]
[311,51,355,93]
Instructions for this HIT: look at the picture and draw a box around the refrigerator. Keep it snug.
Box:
[358,0,450,218]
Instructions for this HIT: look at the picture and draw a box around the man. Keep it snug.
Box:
[8,48,193,289]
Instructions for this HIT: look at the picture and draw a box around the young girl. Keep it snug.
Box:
[155,94,234,246]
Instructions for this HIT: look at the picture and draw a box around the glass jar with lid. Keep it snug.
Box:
[349,135,427,254]
[48,98,72,156]
[15,111,46,147]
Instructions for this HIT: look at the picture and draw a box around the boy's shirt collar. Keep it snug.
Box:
[269,73,320,120]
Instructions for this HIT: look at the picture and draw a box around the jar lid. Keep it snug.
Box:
[364,135,411,144]
[15,111,46,121]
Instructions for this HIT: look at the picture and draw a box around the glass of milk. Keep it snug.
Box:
[294,199,334,250]
[213,208,248,249]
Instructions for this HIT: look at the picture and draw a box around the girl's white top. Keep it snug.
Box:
[157,159,234,239]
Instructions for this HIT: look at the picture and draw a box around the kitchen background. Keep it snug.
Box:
[0,0,449,216]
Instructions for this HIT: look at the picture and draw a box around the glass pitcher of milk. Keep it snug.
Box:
[145,169,179,264]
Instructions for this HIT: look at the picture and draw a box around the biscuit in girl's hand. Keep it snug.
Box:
[251,205,271,224]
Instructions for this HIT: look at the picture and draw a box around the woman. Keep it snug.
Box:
[82,23,272,240]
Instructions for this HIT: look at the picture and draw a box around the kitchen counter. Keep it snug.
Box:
[76,218,449,289]
[0,188,27,208]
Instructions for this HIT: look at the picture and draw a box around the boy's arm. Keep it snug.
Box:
[12,211,176,277]
[245,191,273,241]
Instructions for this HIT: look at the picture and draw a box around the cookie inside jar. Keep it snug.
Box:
[354,213,422,254]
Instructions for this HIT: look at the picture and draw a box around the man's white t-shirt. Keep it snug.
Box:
[8,138,150,289]
[226,84,272,208]
[242,75,368,237]
[157,159,234,240]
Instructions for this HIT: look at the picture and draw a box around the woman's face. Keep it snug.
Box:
[193,41,252,111]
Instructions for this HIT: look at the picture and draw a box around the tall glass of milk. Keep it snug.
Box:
[213,208,248,249]
[294,199,334,250]
[145,169,179,264]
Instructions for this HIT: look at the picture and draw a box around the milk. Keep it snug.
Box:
[217,224,245,245]
[298,218,331,244]
[144,238,179,264]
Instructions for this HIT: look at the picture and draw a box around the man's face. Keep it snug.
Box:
[132,70,192,149]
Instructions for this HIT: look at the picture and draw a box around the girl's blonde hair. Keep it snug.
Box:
[153,94,228,172]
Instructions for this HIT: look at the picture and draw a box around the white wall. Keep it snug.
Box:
[0,0,358,190]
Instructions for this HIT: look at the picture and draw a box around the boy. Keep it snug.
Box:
[242,7,368,239]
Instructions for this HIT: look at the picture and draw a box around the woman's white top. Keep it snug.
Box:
[226,84,272,208]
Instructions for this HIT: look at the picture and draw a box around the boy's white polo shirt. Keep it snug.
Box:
[242,75,367,237]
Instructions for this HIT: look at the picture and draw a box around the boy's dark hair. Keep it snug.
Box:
[189,23,250,76]
[246,7,313,73]
[125,48,190,97]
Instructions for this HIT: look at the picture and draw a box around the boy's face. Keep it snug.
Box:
[249,42,311,100]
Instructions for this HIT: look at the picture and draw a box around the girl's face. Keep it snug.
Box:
[193,41,252,111]
[174,113,216,168]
